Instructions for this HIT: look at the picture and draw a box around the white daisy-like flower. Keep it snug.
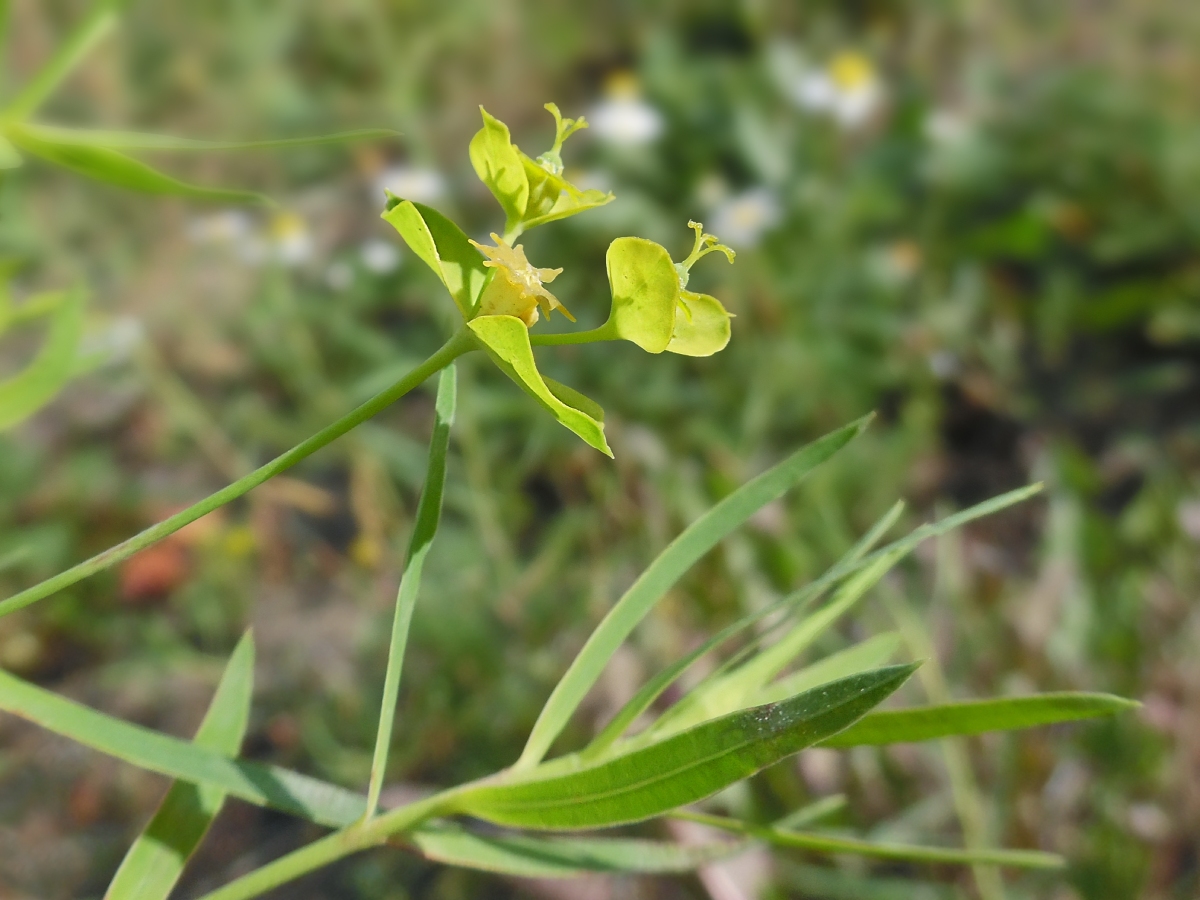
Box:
[785,51,884,130]
[359,238,401,274]
[269,212,314,267]
[924,110,973,146]
[589,72,664,148]
[374,165,446,205]
[708,187,782,250]
[79,315,145,365]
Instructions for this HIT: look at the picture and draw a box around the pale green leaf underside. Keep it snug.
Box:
[104,631,255,900]
[752,632,903,707]
[381,199,490,319]
[0,667,365,827]
[822,692,1138,747]
[468,314,611,456]
[0,285,84,430]
[516,414,872,769]
[408,822,750,877]
[457,664,917,830]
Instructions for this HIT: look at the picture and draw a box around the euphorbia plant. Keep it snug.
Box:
[0,101,1134,900]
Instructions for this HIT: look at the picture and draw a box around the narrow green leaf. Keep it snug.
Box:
[604,236,679,353]
[469,107,528,229]
[666,291,732,357]
[0,284,84,430]
[822,693,1138,747]
[582,502,905,762]
[771,794,848,830]
[8,122,397,151]
[0,134,21,169]
[104,631,255,900]
[381,199,491,320]
[516,415,872,769]
[406,822,750,877]
[366,366,456,816]
[3,0,120,120]
[680,811,1063,869]
[648,545,907,740]
[468,314,611,456]
[457,664,916,830]
[0,667,366,827]
[752,633,903,707]
[6,123,266,203]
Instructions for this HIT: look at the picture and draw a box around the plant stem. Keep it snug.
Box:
[196,790,457,900]
[4,0,121,120]
[529,321,615,346]
[0,328,475,618]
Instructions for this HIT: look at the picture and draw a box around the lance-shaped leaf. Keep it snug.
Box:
[454,664,917,830]
[821,692,1138,747]
[0,284,84,430]
[604,237,678,353]
[0,666,366,827]
[467,314,611,456]
[382,199,491,319]
[668,291,732,357]
[104,631,255,900]
[470,106,612,235]
[405,822,751,877]
[516,415,872,769]
[6,122,396,152]
[5,123,266,204]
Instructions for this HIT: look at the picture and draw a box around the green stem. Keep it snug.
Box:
[4,0,121,119]
[0,329,475,618]
[197,791,458,900]
[529,321,615,346]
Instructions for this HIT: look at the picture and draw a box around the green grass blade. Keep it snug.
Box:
[366,366,456,816]
[104,631,255,900]
[771,794,848,830]
[457,663,916,830]
[0,284,84,430]
[516,415,873,769]
[0,667,366,827]
[405,822,750,877]
[752,632,903,707]
[822,693,1138,747]
[678,811,1062,869]
[7,122,397,151]
[6,123,267,203]
[4,0,121,119]
[582,500,906,761]
[648,546,908,740]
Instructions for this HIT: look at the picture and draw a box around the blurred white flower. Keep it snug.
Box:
[269,212,314,267]
[927,350,960,381]
[359,238,401,274]
[374,165,446,205]
[708,187,781,250]
[187,209,252,245]
[785,51,883,130]
[325,261,354,292]
[1177,499,1200,542]
[868,239,922,286]
[79,315,145,365]
[589,72,664,148]
[924,110,973,146]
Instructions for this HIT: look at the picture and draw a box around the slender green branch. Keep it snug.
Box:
[529,321,616,346]
[197,790,458,900]
[0,329,475,618]
[4,0,121,120]
[365,366,456,816]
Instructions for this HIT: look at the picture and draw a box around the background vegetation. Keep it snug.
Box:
[1,1,1196,898]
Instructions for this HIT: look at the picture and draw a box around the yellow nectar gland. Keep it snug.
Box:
[470,233,574,326]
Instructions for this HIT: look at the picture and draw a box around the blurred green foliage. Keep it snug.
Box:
[0,2,1197,899]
